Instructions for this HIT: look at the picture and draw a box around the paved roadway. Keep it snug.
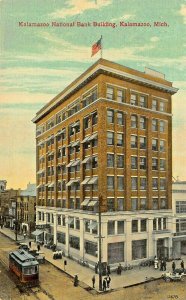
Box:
[0,232,186,300]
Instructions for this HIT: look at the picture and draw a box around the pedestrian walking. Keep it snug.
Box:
[164,260,167,271]
[29,241,31,248]
[172,261,176,273]
[74,275,79,287]
[154,256,159,269]
[117,263,122,275]
[181,260,184,270]
[92,275,95,288]
[102,278,107,292]
[106,275,111,288]
[160,260,163,271]
[37,243,40,252]
[95,262,98,274]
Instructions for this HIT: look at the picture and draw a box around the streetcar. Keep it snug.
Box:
[9,249,39,286]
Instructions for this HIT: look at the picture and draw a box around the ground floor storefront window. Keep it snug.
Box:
[108,242,124,264]
[57,232,66,244]
[132,239,147,260]
[69,235,80,250]
[84,240,97,257]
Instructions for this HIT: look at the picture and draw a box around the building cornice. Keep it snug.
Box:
[32,62,178,124]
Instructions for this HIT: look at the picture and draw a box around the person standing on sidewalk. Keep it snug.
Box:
[106,275,111,288]
[181,260,184,270]
[172,261,176,273]
[29,241,31,248]
[37,243,40,252]
[92,275,95,288]
[102,278,107,292]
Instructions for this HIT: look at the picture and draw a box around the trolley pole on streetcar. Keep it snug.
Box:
[15,199,18,241]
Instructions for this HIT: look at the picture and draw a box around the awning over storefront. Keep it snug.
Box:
[88,177,98,184]
[66,179,75,187]
[87,200,98,207]
[48,182,54,188]
[88,133,98,141]
[31,230,44,236]
[71,160,80,167]
[71,141,80,147]
[71,121,80,128]
[81,177,91,185]
[81,156,92,164]
[66,161,74,168]
[81,136,91,143]
[81,199,90,206]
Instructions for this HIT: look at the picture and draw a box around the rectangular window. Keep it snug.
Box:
[140,157,146,170]
[152,119,158,131]
[85,219,90,232]
[131,94,137,105]
[152,178,158,190]
[107,86,114,100]
[117,176,124,190]
[131,135,137,148]
[131,115,137,128]
[160,159,166,171]
[131,198,138,210]
[140,177,147,190]
[140,198,147,210]
[131,177,138,190]
[160,178,166,190]
[152,198,159,210]
[140,95,147,108]
[107,132,114,145]
[132,240,147,260]
[117,221,124,234]
[117,155,124,168]
[92,111,98,125]
[152,139,158,151]
[152,99,157,110]
[57,232,66,244]
[84,240,97,257]
[107,198,115,211]
[160,120,165,132]
[141,219,147,231]
[160,102,165,112]
[92,156,98,168]
[117,198,124,211]
[176,201,186,213]
[107,153,114,167]
[107,176,115,190]
[69,235,80,250]
[117,112,124,125]
[132,220,138,232]
[117,133,124,146]
[160,198,167,209]
[117,89,125,103]
[140,136,146,149]
[131,156,138,169]
[152,158,158,170]
[140,117,146,130]
[108,220,115,235]
[160,140,165,152]
[107,109,114,123]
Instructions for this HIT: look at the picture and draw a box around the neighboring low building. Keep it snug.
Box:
[172,181,186,257]
[0,187,21,226]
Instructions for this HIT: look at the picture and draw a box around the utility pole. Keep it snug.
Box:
[15,199,18,241]
[98,194,102,291]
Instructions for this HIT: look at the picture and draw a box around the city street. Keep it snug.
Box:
[0,232,186,300]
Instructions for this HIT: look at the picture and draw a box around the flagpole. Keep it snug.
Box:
[101,35,103,58]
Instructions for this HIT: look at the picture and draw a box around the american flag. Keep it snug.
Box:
[91,37,102,57]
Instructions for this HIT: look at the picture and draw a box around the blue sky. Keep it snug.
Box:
[0,0,186,188]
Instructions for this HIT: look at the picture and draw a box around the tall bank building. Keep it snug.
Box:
[32,59,178,266]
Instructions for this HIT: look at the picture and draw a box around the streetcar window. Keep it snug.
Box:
[23,266,38,275]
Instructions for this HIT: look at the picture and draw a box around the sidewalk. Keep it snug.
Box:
[0,227,185,292]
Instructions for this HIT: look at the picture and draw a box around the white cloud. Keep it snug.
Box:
[179,4,186,24]
[150,36,159,42]
[50,0,112,18]
[111,14,135,22]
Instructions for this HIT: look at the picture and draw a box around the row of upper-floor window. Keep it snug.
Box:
[36,84,168,137]
[106,86,167,112]
[107,109,167,132]
[107,154,166,170]
[176,201,186,213]
[107,132,167,150]
[107,176,166,191]
[107,197,167,212]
